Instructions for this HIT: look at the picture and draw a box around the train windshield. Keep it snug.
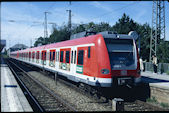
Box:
[105,39,137,70]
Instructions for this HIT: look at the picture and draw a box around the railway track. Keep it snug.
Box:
[8,58,169,111]
[5,58,44,112]
[6,58,77,112]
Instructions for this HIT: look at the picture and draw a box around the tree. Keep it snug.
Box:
[111,13,138,34]
[33,13,168,63]
[34,37,47,47]
[157,40,169,63]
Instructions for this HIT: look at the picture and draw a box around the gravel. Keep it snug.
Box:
[28,71,112,111]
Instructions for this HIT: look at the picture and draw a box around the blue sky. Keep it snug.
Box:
[1,1,169,49]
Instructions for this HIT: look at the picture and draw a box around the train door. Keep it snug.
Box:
[59,48,71,71]
[36,51,40,64]
[70,46,77,75]
[41,50,47,66]
[29,51,31,61]
[49,49,56,67]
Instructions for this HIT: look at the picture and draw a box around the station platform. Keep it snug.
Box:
[141,71,169,90]
[1,57,33,112]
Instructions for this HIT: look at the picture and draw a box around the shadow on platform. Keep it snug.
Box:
[141,76,169,83]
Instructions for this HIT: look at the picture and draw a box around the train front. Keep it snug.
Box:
[101,31,141,87]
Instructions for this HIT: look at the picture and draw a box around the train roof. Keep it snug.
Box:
[10,31,138,53]
[11,34,101,53]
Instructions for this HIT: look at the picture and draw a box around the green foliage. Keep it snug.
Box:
[167,71,169,75]
[157,40,169,63]
[34,37,49,47]
[160,103,169,108]
[33,13,169,63]
[146,96,158,103]
[111,13,138,34]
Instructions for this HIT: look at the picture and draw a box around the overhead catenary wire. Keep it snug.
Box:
[6,2,59,48]
[90,2,139,22]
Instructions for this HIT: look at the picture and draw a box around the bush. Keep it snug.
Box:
[160,103,169,108]
[167,71,169,75]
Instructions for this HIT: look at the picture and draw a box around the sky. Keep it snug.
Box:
[1,1,169,50]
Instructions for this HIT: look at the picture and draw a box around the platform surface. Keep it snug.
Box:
[141,71,169,90]
[1,57,33,112]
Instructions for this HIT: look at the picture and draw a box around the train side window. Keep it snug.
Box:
[53,51,55,61]
[38,52,39,59]
[36,52,39,59]
[41,52,42,60]
[60,51,63,62]
[88,46,91,58]
[66,51,70,63]
[44,52,46,60]
[77,50,84,65]
[71,51,73,63]
[29,52,31,58]
[74,51,76,64]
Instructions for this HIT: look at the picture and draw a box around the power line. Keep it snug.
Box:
[90,2,139,22]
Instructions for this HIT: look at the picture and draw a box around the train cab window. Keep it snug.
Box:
[66,51,70,63]
[74,51,76,64]
[88,46,91,58]
[77,50,84,65]
[71,51,73,63]
[60,51,63,62]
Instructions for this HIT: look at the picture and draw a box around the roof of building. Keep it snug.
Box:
[11,44,28,49]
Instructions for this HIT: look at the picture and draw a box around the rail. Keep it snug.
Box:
[6,58,44,112]
[8,58,168,111]
[8,58,77,111]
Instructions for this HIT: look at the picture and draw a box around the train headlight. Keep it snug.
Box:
[101,69,110,74]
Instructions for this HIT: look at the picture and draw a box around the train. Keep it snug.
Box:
[9,31,141,87]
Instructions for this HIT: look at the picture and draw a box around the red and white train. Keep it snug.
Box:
[9,31,141,87]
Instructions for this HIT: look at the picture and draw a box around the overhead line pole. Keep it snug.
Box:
[44,12,51,39]
[149,0,165,62]
[67,1,72,37]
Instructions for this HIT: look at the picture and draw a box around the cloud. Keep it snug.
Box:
[89,1,112,12]
[1,22,44,48]
[1,2,48,49]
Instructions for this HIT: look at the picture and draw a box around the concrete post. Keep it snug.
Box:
[112,98,124,111]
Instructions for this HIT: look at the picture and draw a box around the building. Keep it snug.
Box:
[0,40,6,52]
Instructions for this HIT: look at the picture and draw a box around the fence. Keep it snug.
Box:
[143,62,169,74]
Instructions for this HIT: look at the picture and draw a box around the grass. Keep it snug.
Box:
[146,96,158,103]
[160,103,169,108]
[166,71,169,75]
[147,96,169,109]
[0,54,9,58]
